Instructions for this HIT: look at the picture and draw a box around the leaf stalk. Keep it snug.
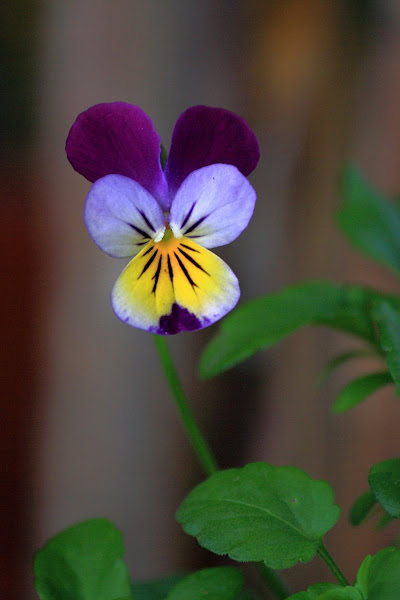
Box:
[154,334,290,600]
[317,541,349,586]
[153,335,217,476]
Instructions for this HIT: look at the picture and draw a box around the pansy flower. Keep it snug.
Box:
[66,103,259,334]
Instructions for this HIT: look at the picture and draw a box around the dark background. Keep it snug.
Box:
[3,1,400,598]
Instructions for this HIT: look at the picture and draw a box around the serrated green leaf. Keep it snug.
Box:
[199,281,399,379]
[369,458,400,517]
[373,302,400,393]
[338,164,400,275]
[290,586,361,600]
[34,518,131,600]
[288,584,362,600]
[166,567,243,600]
[318,350,374,387]
[355,547,400,599]
[131,574,185,600]
[349,490,377,526]
[176,462,340,570]
[332,371,393,414]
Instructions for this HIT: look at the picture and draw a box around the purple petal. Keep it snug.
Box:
[66,102,169,209]
[84,175,165,257]
[157,304,204,335]
[165,105,260,196]
[169,164,256,248]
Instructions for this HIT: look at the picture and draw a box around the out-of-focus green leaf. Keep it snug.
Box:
[349,490,377,526]
[338,164,400,275]
[199,281,400,379]
[233,589,257,600]
[131,574,185,600]
[373,302,400,393]
[332,371,393,414]
[34,518,131,600]
[355,547,400,598]
[369,458,400,517]
[376,512,395,531]
[166,567,243,600]
[318,349,374,386]
[176,462,340,570]
[132,574,254,600]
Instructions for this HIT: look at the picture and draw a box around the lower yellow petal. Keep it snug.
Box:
[111,236,239,334]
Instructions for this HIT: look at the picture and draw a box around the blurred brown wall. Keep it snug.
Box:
[3,2,400,599]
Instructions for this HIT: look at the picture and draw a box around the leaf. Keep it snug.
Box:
[349,490,377,526]
[318,349,374,386]
[376,512,395,531]
[166,567,243,600]
[199,281,395,379]
[355,547,400,599]
[307,584,343,597]
[332,371,393,414]
[131,574,185,600]
[369,458,400,517]
[317,590,361,600]
[34,518,131,600]
[234,589,257,600]
[287,583,340,599]
[176,462,340,570]
[287,584,361,600]
[338,164,400,275]
[354,554,370,597]
[373,302,400,393]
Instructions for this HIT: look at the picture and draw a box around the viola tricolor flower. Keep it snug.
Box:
[66,103,259,334]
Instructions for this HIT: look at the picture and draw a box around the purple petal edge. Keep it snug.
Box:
[152,304,208,335]
[66,102,169,208]
[165,105,260,196]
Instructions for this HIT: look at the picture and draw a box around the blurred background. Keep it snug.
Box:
[3,1,400,598]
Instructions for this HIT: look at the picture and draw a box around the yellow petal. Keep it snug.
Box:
[111,235,239,334]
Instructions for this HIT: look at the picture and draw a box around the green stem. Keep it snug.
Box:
[153,334,289,599]
[256,563,290,599]
[153,335,217,477]
[317,541,349,586]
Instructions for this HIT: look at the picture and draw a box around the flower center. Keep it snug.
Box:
[155,224,176,246]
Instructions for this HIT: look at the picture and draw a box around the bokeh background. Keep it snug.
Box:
[3,1,400,598]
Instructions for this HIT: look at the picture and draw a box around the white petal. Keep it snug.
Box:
[84,174,166,257]
[169,164,256,248]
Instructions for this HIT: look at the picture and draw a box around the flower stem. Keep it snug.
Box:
[153,335,217,477]
[153,334,289,599]
[256,563,290,599]
[317,541,349,586]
